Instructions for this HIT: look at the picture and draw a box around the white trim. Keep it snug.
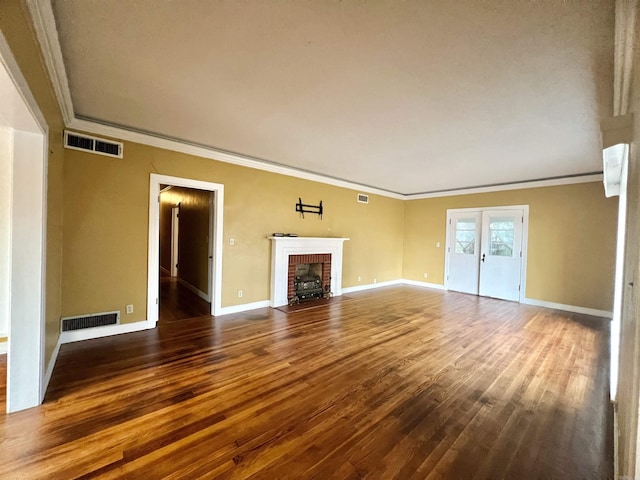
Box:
[0,33,49,413]
[25,0,75,125]
[42,335,61,394]
[401,279,446,290]
[407,174,603,200]
[60,321,150,344]
[342,279,404,294]
[444,205,529,303]
[160,266,171,276]
[70,117,404,199]
[217,300,271,316]
[177,278,210,303]
[522,298,612,318]
[269,237,349,307]
[0,340,7,355]
[149,174,224,323]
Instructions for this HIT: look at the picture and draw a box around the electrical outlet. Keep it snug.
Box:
[126,304,134,314]
[229,238,235,246]
[436,242,441,248]
[373,278,377,284]
[237,289,243,298]
[357,276,361,282]
[424,273,428,279]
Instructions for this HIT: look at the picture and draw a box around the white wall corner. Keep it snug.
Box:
[42,336,61,400]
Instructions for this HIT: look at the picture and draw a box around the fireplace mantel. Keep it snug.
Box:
[269,237,349,307]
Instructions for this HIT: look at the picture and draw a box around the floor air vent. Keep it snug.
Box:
[64,130,123,158]
[61,311,120,332]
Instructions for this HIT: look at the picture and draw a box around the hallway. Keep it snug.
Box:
[159,274,210,324]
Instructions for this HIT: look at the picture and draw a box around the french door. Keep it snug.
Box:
[447,207,526,302]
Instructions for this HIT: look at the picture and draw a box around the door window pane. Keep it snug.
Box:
[455,218,476,254]
[489,217,514,257]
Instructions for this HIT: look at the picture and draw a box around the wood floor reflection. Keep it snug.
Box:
[159,274,211,323]
[0,286,612,479]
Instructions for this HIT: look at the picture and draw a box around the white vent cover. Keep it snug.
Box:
[64,130,123,158]
[357,193,369,204]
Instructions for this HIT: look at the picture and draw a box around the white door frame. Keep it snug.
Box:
[148,174,224,325]
[170,205,179,277]
[0,32,49,412]
[445,204,529,303]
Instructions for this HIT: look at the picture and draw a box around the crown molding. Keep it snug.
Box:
[27,1,606,201]
[68,117,405,199]
[404,173,604,200]
[613,0,638,116]
[26,0,75,125]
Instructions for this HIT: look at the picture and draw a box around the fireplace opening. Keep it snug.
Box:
[294,263,324,302]
[287,254,332,305]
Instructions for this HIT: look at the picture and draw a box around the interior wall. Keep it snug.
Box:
[404,182,618,311]
[0,127,10,341]
[617,114,640,477]
[0,1,65,365]
[62,140,405,322]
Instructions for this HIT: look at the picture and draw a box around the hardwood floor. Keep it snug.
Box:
[0,286,612,479]
[159,275,211,323]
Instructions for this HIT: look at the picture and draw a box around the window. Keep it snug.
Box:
[489,218,514,257]
[455,218,476,254]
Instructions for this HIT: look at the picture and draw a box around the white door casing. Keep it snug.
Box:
[170,206,179,277]
[148,174,224,324]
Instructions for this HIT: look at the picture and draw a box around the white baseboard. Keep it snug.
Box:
[160,266,171,276]
[42,335,61,400]
[402,279,446,290]
[342,279,404,294]
[218,300,271,316]
[178,277,211,303]
[342,279,445,294]
[522,298,612,318]
[60,320,151,344]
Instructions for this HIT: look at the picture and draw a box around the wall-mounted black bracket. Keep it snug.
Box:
[296,198,323,219]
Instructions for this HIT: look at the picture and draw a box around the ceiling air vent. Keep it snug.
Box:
[357,193,369,204]
[64,130,123,158]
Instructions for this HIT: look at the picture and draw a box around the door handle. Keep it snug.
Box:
[481,253,486,263]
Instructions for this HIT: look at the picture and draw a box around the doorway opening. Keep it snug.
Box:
[445,205,529,302]
[148,174,224,327]
[158,185,212,323]
[0,36,48,412]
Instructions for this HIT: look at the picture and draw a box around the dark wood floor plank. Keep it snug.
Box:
[0,286,612,479]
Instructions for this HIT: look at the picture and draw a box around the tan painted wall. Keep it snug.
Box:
[404,182,618,311]
[0,1,65,365]
[160,187,211,293]
[62,140,405,322]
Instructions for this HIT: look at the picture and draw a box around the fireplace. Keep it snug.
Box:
[269,237,349,308]
[288,254,332,304]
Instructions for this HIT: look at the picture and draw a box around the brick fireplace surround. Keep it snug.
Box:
[287,254,332,300]
[269,237,349,308]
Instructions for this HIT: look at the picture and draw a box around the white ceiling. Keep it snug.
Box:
[51,0,614,195]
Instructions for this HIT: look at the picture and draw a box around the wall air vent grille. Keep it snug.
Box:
[64,130,123,158]
[357,193,369,204]
[61,311,120,332]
